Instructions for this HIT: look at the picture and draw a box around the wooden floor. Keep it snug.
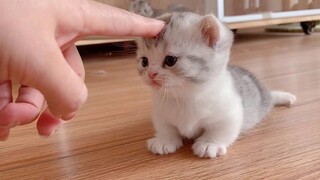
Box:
[1,30,320,179]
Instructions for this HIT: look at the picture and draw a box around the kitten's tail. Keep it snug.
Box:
[271,91,296,107]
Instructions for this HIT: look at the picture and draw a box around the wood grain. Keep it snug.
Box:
[0,30,320,179]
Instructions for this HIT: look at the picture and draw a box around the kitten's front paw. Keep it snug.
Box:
[147,137,182,155]
[192,141,227,158]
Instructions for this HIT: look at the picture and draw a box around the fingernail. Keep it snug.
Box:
[39,128,58,138]
[62,112,76,121]
[154,20,165,28]
[0,128,10,141]
[49,129,58,136]
[0,120,21,128]
[10,121,19,128]
[0,135,9,141]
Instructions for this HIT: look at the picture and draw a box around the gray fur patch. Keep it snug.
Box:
[185,75,207,83]
[172,67,206,83]
[186,55,209,72]
[169,55,209,84]
[228,65,272,131]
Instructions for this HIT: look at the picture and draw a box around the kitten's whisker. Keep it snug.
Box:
[176,88,186,104]
[177,87,192,116]
[171,89,181,113]
[160,88,166,106]
[181,86,192,100]
[177,88,188,115]
[165,88,169,103]
[156,87,162,96]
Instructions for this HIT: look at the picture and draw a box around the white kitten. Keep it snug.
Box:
[136,12,296,158]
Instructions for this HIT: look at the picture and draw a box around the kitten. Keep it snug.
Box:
[136,12,296,158]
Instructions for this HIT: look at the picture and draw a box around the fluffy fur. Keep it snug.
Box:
[136,12,296,158]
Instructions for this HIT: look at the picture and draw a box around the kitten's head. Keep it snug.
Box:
[136,12,233,93]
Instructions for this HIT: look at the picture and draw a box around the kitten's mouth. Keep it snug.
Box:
[151,80,162,88]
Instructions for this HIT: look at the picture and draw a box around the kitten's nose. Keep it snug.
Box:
[148,72,158,79]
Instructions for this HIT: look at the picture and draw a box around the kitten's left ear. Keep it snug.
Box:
[200,14,220,47]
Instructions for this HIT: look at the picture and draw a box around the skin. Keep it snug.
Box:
[0,0,164,140]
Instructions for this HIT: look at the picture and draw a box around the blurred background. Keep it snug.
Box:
[77,0,320,47]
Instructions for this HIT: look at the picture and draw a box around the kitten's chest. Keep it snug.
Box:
[153,96,216,138]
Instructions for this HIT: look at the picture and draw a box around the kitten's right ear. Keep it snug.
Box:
[157,13,173,25]
[200,14,220,47]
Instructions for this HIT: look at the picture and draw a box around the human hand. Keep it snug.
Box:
[0,0,164,140]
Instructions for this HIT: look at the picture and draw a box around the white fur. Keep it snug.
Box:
[137,13,296,158]
[136,13,242,158]
[272,91,296,106]
[147,70,243,158]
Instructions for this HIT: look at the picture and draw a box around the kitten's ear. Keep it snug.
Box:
[157,13,173,24]
[200,14,220,47]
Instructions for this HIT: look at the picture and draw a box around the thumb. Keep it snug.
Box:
[24,42,87,120]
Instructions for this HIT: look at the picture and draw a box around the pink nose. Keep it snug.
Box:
[148,72,158,79]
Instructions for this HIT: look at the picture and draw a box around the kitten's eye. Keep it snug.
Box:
[164,56,178,67]
[141,57,149,67]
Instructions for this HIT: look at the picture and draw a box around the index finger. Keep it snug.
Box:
[79,0,165,37]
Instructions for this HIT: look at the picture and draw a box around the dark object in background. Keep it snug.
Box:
[77,41,137,58]
[265,21,319,35]
[300,21,317,35]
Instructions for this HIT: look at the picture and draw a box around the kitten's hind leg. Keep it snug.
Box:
[271,91,296,106]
